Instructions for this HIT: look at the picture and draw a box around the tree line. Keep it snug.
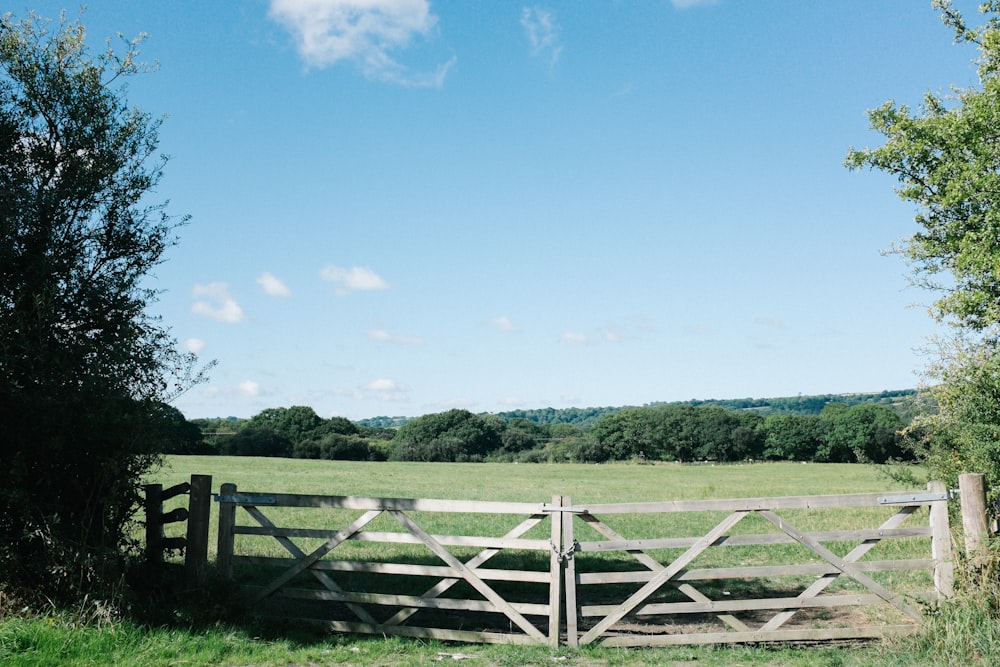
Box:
[188,401,912,465]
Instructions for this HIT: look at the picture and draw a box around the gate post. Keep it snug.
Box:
[144,483,164,565]
[184,474,212,590]
[217,482,237,581]
[959,472,990,568]
[928,480,954,598]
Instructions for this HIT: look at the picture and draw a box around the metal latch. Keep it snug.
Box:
[878,491,952,505]
[541,504,588,514]
[215,494,277,505]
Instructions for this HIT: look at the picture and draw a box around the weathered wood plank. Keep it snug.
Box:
[232,525,549,551]
[575,559,936,585]
[547,495,563,648]
[237,555,553,582]
[316,619,545,645]
[581,491,911,515]
[216,482,237,580]
[575,527,930,553]
[273,586,550,616]
[184,474,212,590]
[224,492,541,514]
[928,480,954,598]
[583,593,886,616]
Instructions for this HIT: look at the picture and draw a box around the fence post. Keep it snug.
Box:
[217,482,237,581]
[562,496,579,648]
[928,480,954,598]
[184,474,212,590]
[959,472,990,568]
[144,483,164,566]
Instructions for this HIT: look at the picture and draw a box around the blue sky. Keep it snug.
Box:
[21,1,986,420]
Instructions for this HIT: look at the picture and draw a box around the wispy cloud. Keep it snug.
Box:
[521,6,562,68]
[754,316,784,329]
[487,315,519,333]
[268,0,455,86]
[362,378,410,401]
[368,328,424,345]
[257,271,293,297]
[319,264,389,294]
[191,282,246,323]
[560,331,591,346]
[670,0,720,8]
[182,338,206,354]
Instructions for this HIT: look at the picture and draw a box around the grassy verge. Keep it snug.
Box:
[0,613,898,666]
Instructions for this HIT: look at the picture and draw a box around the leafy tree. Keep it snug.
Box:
[220,427,292,458]
[389,409,502,462]
[0,11,202,602]
[249,406,326,443]
[319,433,377,461]
[846,0,1000,496]
[821,404,907,464]
[759,414,823,461]
[145,402,211,455]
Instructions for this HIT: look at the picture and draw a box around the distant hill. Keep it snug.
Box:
[354,389,921,430]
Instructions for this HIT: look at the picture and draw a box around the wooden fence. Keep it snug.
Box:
[205,477,981,646]
[143,474,212,590]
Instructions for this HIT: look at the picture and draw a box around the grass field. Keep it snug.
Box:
[4,458,954,666]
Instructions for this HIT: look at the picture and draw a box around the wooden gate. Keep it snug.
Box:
[216,484,563,645]
[559,481,953,647]
[215,482,958,646]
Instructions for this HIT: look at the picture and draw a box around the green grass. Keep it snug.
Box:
[4,458,962,665]
[0,614,913,667]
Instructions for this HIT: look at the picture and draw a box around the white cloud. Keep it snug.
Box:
[560,331,591,346]
[191,282,246,323]
[521,6,562,68]
[368,328,424,345]
[268,0,455,86]
[487,315,519,332]
[362,377,410,401]
[257,272,293,297]
[319,264,390,294]
[238,380,262,397]
[182,338,205,354]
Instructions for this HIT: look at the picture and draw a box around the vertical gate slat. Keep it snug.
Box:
[562,496,579,648]
[547,496,563,648]
[928,480,954,598]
